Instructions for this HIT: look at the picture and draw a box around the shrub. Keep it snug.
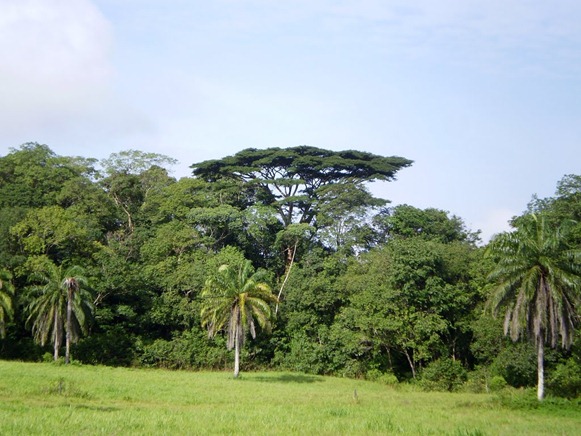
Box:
[75,326,136,366]
[366,369,399,385]
[489,375,508,392]
[139,329,231,370]
[272,332,327,374]
[140,338,192,369]
[548,359,581,399]
[464,366,492,393]
[490,343,537,387]
[419,358,467,392]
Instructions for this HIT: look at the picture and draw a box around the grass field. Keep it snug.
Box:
[0,361,579,435]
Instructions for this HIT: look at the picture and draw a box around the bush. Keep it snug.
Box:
[139,329,231,370]
[491,343,537,387]
[366,369,398,385]
[419,358,467,392]
[140,338,192,369]
[548,359,581,399]
[465,366,508,393]
[75,326,136,366]
[489,375,508,392]
[272,332,327,374]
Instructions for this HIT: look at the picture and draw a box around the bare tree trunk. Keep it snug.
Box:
[65,289,72,364]
[537,335,545,401]
[276,240,298,314]
[234,328,240,378]
[53,311,60,361]
[403,349,416,378]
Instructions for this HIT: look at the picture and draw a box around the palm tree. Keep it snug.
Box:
[486,214,581,400]
[201,260,277,378]
[0,269,15,338]
[27,262,92,363]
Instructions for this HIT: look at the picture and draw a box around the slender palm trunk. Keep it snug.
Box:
[233,327,240,378]
[65,289,72,364]
[53,310,60,361]
[537,335,544,401]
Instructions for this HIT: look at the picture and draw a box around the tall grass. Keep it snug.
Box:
[0,361,579,434]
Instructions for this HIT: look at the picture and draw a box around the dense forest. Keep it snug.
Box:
[0,143,580,399]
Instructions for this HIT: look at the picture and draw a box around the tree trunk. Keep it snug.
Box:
[276,240,297,314]
[53,310,60,361]
[537,335,545,401]
[233,328,240,378]
[403,349,416,378]
[65,289,72,364]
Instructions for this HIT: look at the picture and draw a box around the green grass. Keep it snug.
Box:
[0,361,579,435]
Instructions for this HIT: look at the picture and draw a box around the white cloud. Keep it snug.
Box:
[0,0,112,85]
[0,0,151,149]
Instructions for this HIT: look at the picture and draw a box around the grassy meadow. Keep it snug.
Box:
[0,360,579,435]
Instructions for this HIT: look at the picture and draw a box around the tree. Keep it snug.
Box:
[527,174,581,245]
[26,260,93,363]
[191,146,412,227]
[0,143,98,209]
[0,269,14,338]
[201,260,277,377]
[372,204,480,244]
[100,149,177,176]
[100,151,177,234]
[486,214,581,400]
[10,206,101,264]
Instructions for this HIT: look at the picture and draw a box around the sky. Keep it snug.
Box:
[1,0,580,242]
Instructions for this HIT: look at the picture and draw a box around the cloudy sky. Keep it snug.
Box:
[1,0,580,241]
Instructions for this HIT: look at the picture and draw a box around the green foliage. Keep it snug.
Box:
[272,330,326,374]
[487,214,581,349]
[338,236,481,379]
[0,269,15,337]
[489,375,509,392]
[487,213,581,399]
[100,149,177,176]
[464,367,507,393]
[470,312,505,365]
[140,329,231,370]
[2,141,581,403]
[0,143,96,208]
[74,326,136,366]
[419,358,468,392]
[374,204,480,244]
[490,342,537,387]
[547,358,581,398]
[316,181,385,251]
[25,259,93,362]
[366,369,399,385]
[11,206,101,263]
[201,258,277,377]
[191,146,412,254]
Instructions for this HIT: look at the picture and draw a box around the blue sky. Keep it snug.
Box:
[1,0,580,242]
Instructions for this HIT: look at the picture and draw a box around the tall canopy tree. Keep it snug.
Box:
[486,214,581,400]
[201,260,277,377]
[191,146,412,227]
[26,260,93,362]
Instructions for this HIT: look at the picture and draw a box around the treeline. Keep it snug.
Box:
[0,143,579,397]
